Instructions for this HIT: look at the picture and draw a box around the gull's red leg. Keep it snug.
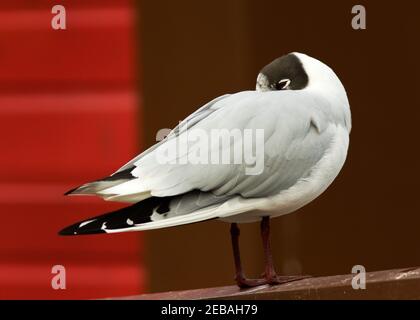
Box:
[230,223,267,288]
[260,216,277,282]
[260,216,310,284]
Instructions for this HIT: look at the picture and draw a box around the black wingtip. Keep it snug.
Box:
[58,224,77,236]
[58,197,164,237]
[58,222,106,236]
[64,186,80,196]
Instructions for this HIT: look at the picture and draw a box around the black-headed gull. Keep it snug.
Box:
[60,52,351,288]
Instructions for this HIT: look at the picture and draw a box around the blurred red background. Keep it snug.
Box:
[0,0,144,299]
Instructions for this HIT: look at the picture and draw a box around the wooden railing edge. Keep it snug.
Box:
[107,267,420,300]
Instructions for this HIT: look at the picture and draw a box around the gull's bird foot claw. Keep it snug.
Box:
[266,274,312,285]
[235,274,311,288]
[235,276,268,288]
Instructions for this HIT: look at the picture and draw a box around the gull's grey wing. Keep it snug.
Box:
[65,94,231,197]
[101,90,340,200]
[115,94,231,173]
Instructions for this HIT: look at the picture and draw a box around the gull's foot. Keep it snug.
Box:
[235,274,311,288]
[235,276,269,288]
[265,274,312,285]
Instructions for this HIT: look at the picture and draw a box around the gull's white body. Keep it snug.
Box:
[220,126,348,223]
[64,53,351,234]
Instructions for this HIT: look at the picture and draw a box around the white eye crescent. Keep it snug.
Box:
[277,79,291,90]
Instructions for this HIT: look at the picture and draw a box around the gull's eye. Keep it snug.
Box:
[275,79,291,90]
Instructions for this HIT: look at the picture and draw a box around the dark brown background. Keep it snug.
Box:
[136,0,420,293]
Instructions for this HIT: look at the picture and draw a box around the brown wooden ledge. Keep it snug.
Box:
[108,267,420,300]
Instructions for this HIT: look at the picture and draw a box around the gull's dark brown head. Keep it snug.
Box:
[256,53,309,91]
